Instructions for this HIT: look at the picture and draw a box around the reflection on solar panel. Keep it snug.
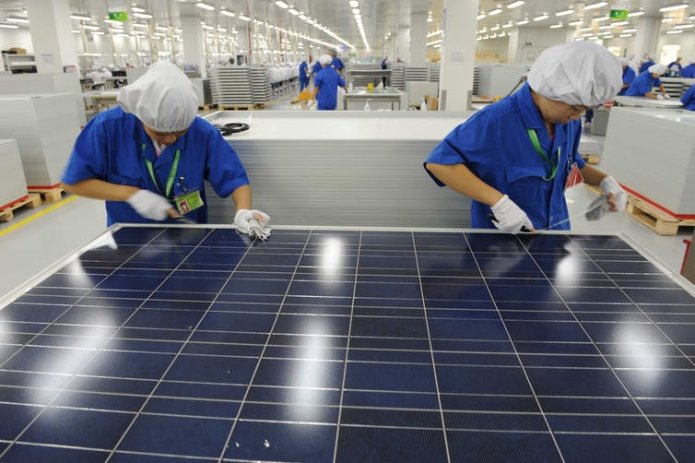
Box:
[0,227,694,462]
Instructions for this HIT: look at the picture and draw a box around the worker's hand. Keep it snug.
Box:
[599,176,628,212]
[646,93,658,100]
[235,209,272,240]
[656,94,665,100]
[663,93,671,99]
[126,189,175,221]
[490,195,535,233]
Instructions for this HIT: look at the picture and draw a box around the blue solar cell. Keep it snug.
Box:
[555,434,673,463]
[164,354,257,384]
[336,427,447,463]
[1,443,108,462]
[0,403,42,440]
[447,430,562,463]
[346,363,436,392]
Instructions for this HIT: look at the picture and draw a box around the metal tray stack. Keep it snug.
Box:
[390,63,405,90]
[211,66,271,107]
[473,66,480,96]
[0,94,79,187]
[405,66,429,82]
[249,66,272,105]
[429,63,440,82]
[0,139,28,205]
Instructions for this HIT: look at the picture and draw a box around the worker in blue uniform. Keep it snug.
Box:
[618,58,637,96]
[329,49,345,75]
[625,63,668,99]
[682,57,695,78]
[638,54,655,73]
[424,42,628,232]
[313,54,346,111]
[298,55,313,92]
[682,84,695,111]
[668,57,683,76]
[311,59,323,84]
[62,61,271,239]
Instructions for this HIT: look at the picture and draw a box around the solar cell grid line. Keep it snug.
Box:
[102,230,305,462]
[215,230,316,463]
[514,234,680,463]
[458,232,566,463]
[0,226,201,461]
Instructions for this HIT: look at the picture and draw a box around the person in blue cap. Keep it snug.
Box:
[62,61,271,239]
[424,42,628,232]
[312,54,346,111]
[682,84,695,111]
[625,63,668,98]
[298,55,313,92]
[618,58,637,96]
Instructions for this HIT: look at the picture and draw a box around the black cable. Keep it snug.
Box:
[215,122,250,136]
[506,75,528,98]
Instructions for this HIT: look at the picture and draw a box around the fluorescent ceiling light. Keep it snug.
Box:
[674,23,695,29]
[489,8,503,16]
[132,12,152,19]
[666,29,684,33]
[70,13,92,21]
[611,21,629,26]
[622,28,637,33]
[556,9,574,16]
[195,2,215,11]
[619,33,632,37]
[352,8,360,14]
[349,1,359,7]
[105,19,123,25]
[490,24,500,31]
[131,7,145,13]
[628,10,645,17]
[584,2,608,10]
[594,16,609,22]
[275,1,289,8]
[659,3,688,12]
[534,13,549,21]
[155,26,168,31]
[91,31,104,35]
[507,1,525,8]
[0,23,19,29]
[550,23,564,28]
[220,10,235,17]
[288,8,299,15]
[298,14,307,20]
[569,20,583,26]
[82,24,99,30]
[6,16,29,23]
[132,23,148,28]
[477,13,486,20]
[238,15,251,21]
[516,19,529,25]
[502,22,513,28]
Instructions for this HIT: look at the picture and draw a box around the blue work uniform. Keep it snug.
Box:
[618,66,636,96]
[682,64,695,78]
[331,57,344,72]
[299,61,310,91]
[625,71,662,96]
[682,85,695,111]
[312,61,323,81]
[668,61,682,71]
[639,60,655,73]
[62,107,249,226]
[424,83,585,230]
[314,67,346,111]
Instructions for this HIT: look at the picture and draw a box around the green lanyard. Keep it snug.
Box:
[527,129,559,181]
[142,144,181,199]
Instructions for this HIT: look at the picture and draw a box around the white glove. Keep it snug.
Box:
[599,176,628,212]
[656,94,665,100]
[126,189,173,221]
[664,93,671,99]
[490,195,534,233]
[234,208,272,240]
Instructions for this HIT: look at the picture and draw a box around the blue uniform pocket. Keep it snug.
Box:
[107,172,144,188]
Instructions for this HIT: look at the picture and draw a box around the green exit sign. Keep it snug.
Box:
[610,9,629,20]
[108,11,128,22]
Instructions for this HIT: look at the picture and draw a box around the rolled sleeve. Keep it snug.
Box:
[205,129,250,197]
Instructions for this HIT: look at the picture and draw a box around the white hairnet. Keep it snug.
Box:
[319,54,333,66]
[620,58,632,66]
[648,63,666,75]
[527,42,622,107]
[117,61,199,132]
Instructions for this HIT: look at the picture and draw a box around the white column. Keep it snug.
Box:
[181,16,206,78]
[397,26,410,63]
[439,0,478,110]
[633,16,661,61]
[410,13,428,66]
[506,29,519,64]
[25,0,78,74]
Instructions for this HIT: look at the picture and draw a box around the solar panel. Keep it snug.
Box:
[1,226,694,462]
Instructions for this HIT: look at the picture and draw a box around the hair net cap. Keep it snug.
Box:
[648,63,666,75]
[527,42,622,107]
[620,58,632,66]
[117,61,199,132]
[318,54,333,66]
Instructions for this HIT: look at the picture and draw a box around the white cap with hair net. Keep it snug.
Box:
[117,61,199,133]
[620,57,632,66]
[648,63,667,75]
[318,54,333,66]
[527,42,622,107]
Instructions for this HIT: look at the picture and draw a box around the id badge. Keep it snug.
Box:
[564,162,584,191]
[173,190,204,215]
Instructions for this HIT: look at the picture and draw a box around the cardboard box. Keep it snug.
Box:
[8,48,27,55]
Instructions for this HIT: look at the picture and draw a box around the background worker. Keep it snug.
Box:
[313,54,347,111]
[625,63,668,99]
[682,84,695,111]
[638,53,656,73]
[329,49,345,75]
[618,57,637,96]
[62,61,270,239]
[299,55,313,92]
[682,57,695,78]
[423,42,627,232]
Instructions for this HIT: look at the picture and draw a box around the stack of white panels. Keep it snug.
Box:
[405,66,429,82]
[0,73,86,125]
[391,64,406,90]
[429,64,441,82]
[211,66,271,106]
[601,108,695,214]
[0,139,28,206]
[473,67,480,96]
[0,94,79,187]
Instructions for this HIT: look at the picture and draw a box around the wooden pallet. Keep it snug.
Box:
[218,103,265,111]
[582,153,600,165]
[627,196,695,236]
[28,186,64,203]
[0,194,41,222]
